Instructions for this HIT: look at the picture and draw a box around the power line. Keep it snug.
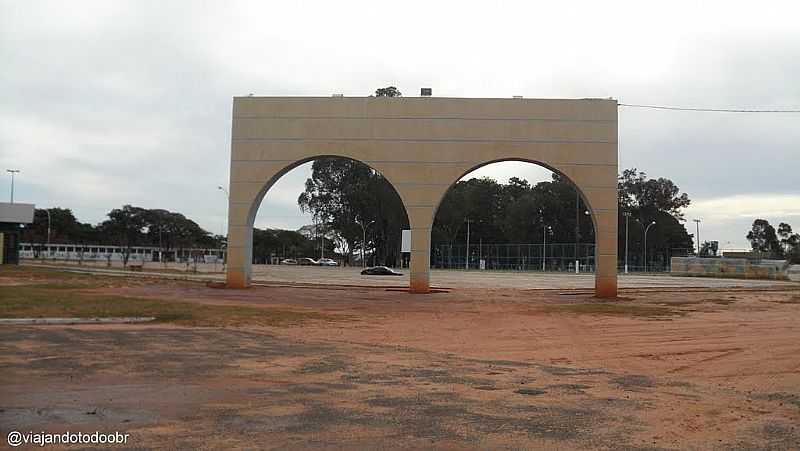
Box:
[618,103,800,113]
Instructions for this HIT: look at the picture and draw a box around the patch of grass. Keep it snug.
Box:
[0,265,116,289]
[539,302,683,317]
[0,286,342,327]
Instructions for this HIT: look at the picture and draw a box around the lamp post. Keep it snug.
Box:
[623,212,631,274]
[6,169,20,203]
[693,219,702,255]
[45,208,51,247]
[542,224,552,272]
[576,209,590,274]
[574,190,580,274]
[644,221,656,272]
[465,218,473,270]
[357,219,375,268]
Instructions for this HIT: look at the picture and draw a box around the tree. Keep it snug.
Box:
[298,157,409,266]
[375,86,401,97]
[776,222,800,263]
[618,168,691,220]
[21,208,98,251]
[699,240,719,257]
[98,205,148,266]
[746,219,782,257]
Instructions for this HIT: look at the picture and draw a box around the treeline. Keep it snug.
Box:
[433,169,694,266]
[21,206,222,260]
[746,219,800,262]
[296,161,696,268]
[21,205,330,265]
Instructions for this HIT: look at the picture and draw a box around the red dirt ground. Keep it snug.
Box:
[2,277,800,450]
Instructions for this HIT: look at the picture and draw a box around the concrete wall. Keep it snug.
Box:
[227,97,619,297]
[788,265,800,282]
[671,257,791,280]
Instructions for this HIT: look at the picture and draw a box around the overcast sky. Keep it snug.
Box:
[2,1,798,250]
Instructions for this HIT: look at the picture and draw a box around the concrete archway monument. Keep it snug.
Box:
[226,96,618,297]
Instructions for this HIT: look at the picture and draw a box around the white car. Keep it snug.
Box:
[317,258,339,266]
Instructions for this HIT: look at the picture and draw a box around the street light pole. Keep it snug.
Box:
[7,169,20,203]
[644,221,656,272]
[465,218,473,270]
[623,212,631,274]
[693,219,702,255]
[45,208,51,247]
[357,219,375,268]
[542,225,552,272]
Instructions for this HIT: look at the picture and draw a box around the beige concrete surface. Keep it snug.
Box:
[247,265,798,290]
[225,96,619,295]
[30,261,795,291]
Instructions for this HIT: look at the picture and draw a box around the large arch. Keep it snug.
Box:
[227,96,618,296]
[227,154,410,286]
[429,158,601,281]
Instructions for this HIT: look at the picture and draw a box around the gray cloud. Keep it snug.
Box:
[2,1,798,249]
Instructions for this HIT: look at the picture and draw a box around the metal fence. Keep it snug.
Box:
[432,243,596,272]
[432,243,695,273]
[618,248,693,273]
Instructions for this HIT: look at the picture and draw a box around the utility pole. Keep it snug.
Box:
[693,219,702,255]
[464,218,473,270]
[623,212,631,274]
[357,219,375,268]
[644,221,656,272]
[45,208,51,247]
[7,169,20,203]
[542,224,552,272]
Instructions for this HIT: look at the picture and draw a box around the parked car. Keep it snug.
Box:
[297,257,318,266]
[317,258,339,266]
[360,266,403,276]
[280,258,297,265]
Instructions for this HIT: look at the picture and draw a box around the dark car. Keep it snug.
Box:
[360,266,403,276]
[297,258,318,266]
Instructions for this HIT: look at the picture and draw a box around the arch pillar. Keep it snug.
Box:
[409,226,432,293]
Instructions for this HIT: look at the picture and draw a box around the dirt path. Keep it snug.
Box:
[2,280,799,449]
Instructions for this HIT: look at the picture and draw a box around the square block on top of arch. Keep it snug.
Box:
[230,160,300,184]
[392,183,451,207]
[595,276,618,298]
[369,117,616,142]
[410,249,431,265]
[233,96,370,118]
[363,97,617,121]
[595,231,619,255]
[232,117,373,141]
[410,228,431,251]
[405,206,437,228]
[555,164,618,188]
[226,225,254,248]
[596,255,619,278]
[579,187,618,211]
[229,181,266,204]
[376,162,469,187]
[228,201,254,227]
[592,210,619,234]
